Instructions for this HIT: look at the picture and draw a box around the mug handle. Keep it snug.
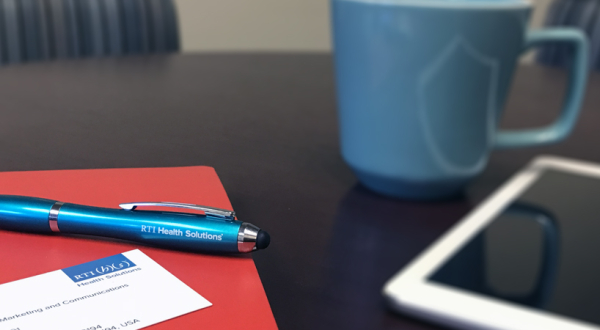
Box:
[495,28,589,149]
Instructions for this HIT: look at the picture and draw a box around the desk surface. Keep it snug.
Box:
[0,54,598,330]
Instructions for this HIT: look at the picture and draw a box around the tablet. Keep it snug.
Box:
[383,156,600,330]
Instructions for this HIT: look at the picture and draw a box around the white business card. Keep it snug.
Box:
[0,250,211,330]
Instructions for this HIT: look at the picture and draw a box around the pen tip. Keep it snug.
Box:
[256,230,270,250]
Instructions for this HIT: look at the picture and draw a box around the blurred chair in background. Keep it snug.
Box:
[0,0,179,65]
[537,0,600,71]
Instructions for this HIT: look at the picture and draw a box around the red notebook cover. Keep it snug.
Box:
[0,166,278,329]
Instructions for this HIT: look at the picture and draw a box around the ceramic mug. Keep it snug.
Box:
[331,0,588,199]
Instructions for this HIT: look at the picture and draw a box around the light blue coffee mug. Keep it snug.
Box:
[331,0,588,199]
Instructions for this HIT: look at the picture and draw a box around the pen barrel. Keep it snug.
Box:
[57,204,243,253]
[0,196,57,232]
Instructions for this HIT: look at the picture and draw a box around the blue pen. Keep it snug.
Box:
[0,195,270,253]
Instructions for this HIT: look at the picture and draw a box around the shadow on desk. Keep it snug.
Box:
[315,184,472,329]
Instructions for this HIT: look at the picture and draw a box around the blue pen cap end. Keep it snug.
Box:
[0,196,57,232]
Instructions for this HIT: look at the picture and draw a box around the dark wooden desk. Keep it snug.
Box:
[0,54,598,329]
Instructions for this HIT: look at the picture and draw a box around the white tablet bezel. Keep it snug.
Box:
[383,155,600,330]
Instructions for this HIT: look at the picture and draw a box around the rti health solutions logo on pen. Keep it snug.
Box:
[141,225,224,241]
[62,254,136,283]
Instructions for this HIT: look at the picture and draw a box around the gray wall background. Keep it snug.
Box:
[174,0,552,53]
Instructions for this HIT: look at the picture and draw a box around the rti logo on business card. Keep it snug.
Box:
[62,254,136,283]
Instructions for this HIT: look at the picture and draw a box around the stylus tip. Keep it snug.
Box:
[256,230,270,250]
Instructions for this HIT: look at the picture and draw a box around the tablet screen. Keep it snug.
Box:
[429,169,600,325]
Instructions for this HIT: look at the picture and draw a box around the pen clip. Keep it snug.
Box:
[119,202,236,221]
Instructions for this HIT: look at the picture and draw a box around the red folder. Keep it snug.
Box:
[0,166,278,329]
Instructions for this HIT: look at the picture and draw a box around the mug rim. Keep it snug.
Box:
[332,0,531,9]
